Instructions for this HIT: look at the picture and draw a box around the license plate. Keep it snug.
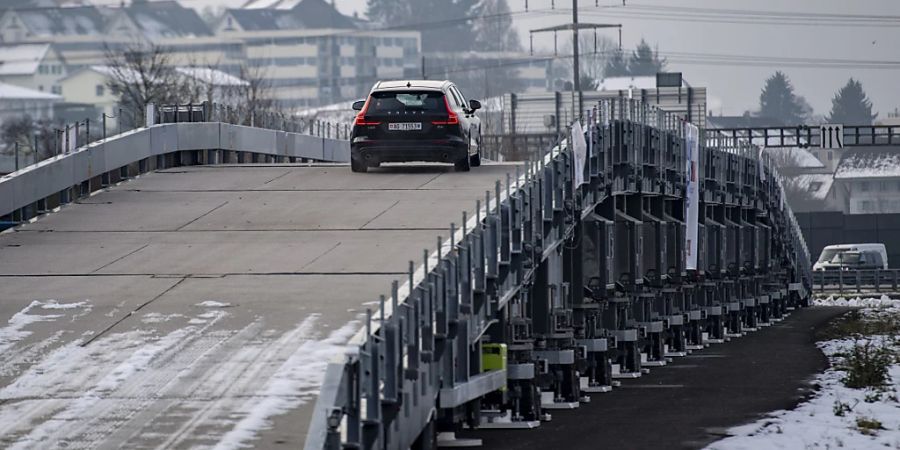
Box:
[388,122,422,131]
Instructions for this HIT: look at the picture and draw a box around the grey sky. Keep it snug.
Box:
[332,0,900,119]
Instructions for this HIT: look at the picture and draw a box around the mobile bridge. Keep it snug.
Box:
[0,100,810,449]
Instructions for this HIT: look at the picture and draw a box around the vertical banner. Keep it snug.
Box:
[572,121,588,186]
[684,122,700,270]
[65,126,77,153]
[145,103,156,128]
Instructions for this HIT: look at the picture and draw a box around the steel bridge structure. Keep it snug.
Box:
[0,99,811,449]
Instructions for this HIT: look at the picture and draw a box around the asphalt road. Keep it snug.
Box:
[465,306,851,450]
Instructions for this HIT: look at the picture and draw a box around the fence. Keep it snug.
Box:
[812,269,900,295]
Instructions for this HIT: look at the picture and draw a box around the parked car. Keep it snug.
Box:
[813,243,888,271]
[349,80,482,173]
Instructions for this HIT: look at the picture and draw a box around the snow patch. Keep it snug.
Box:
[213,316,360,450]
[814,294,900,308]
[197,301,232,308]
[0,300,90,354]
[141,312,185,324]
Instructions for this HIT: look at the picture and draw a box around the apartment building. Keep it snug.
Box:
[215,0,421,108]
[0,0,422,111]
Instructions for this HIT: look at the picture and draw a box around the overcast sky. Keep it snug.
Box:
[327,0,900,119]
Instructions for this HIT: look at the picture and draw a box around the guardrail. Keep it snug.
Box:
[812,269,900,295]
[0,121,349,227]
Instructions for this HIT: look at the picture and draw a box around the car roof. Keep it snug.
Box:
[372,80,452,92]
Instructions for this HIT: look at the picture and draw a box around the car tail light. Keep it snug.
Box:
[355,98,380,126]
[432,96,459,125]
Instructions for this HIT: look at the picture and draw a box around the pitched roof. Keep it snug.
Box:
[793,174,834,200]
[10,5,106,36]
[0,43,50,76]
[76,65,248,87]
[124,1,212,39]
[226,8,304,31]
[226,0,356,30]
[835,149,900,179]
[0,81,61,100]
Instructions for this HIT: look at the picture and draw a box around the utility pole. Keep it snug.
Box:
[572,0,581,117]
[531,13,620,121]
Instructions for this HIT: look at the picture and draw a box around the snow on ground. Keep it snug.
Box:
[0,300,361,448]
[708,300,900,450]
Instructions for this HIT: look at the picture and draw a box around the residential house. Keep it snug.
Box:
[833,149,900,214]
[0,81,61,125]
[0,43,67,94]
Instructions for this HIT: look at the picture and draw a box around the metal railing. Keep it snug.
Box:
[812,269,900,295]
[2,102,351,176]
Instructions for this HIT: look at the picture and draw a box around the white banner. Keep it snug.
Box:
[65,126,77,153]
[684,122,700,270]
[572,121,587,186]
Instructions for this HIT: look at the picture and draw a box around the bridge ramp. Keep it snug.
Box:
[0,163,517,449]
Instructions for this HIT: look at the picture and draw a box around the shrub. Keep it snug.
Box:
[841,340,894,389]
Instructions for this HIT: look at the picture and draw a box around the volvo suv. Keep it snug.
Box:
[349,80,482,173]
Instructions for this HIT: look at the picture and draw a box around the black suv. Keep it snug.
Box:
[349,80,482,173]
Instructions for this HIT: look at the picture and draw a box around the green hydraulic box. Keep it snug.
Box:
[482,343,507,372]
[482,343,507,392]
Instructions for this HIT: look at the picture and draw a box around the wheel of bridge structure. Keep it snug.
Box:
[350,157,368,173]
[470,151,482,167]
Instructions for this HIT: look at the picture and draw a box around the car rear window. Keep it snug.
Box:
[368,91,445,113]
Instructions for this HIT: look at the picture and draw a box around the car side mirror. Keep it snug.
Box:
[352,100,366,111]
[468,99,481,111]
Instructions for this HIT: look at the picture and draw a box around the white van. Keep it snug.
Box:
[813,243,889,271]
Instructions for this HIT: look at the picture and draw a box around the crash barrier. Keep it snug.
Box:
[0,121,349,227]
[305,98,812,449]
[812,269,900,295]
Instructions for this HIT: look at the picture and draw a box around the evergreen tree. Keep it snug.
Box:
[472,0,520,52]
[603,47,628,77]
[758,71,807,125]
[827,78,878,125]
[628,39,666,76]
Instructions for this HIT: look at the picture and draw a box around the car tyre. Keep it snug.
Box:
[454,155,471,172]
[351,158,368,173]
[470,152,481,167]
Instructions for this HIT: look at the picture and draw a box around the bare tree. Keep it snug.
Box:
[1,116,60,162]
[104,41,187,125]
[235,63,278,125]
[562,34,618,89]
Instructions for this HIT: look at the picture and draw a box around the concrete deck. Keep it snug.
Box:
[0,162,520,449]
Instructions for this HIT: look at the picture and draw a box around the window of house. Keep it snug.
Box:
[861,181,870,192]
[38,85,44,91]
[881,181,888,191]
[808,182,822,192]
[96,85,104,97]
[51,85,60,94]
[38,65,48,74]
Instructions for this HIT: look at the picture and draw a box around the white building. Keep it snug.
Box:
[0,81,61,124]
[0,43,67,95]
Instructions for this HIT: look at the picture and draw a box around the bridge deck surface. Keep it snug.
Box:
[0,162,518,449]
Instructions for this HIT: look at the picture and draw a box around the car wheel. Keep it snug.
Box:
[454,155,471,172]
[350,158,368,173]
[470,152,481,167]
